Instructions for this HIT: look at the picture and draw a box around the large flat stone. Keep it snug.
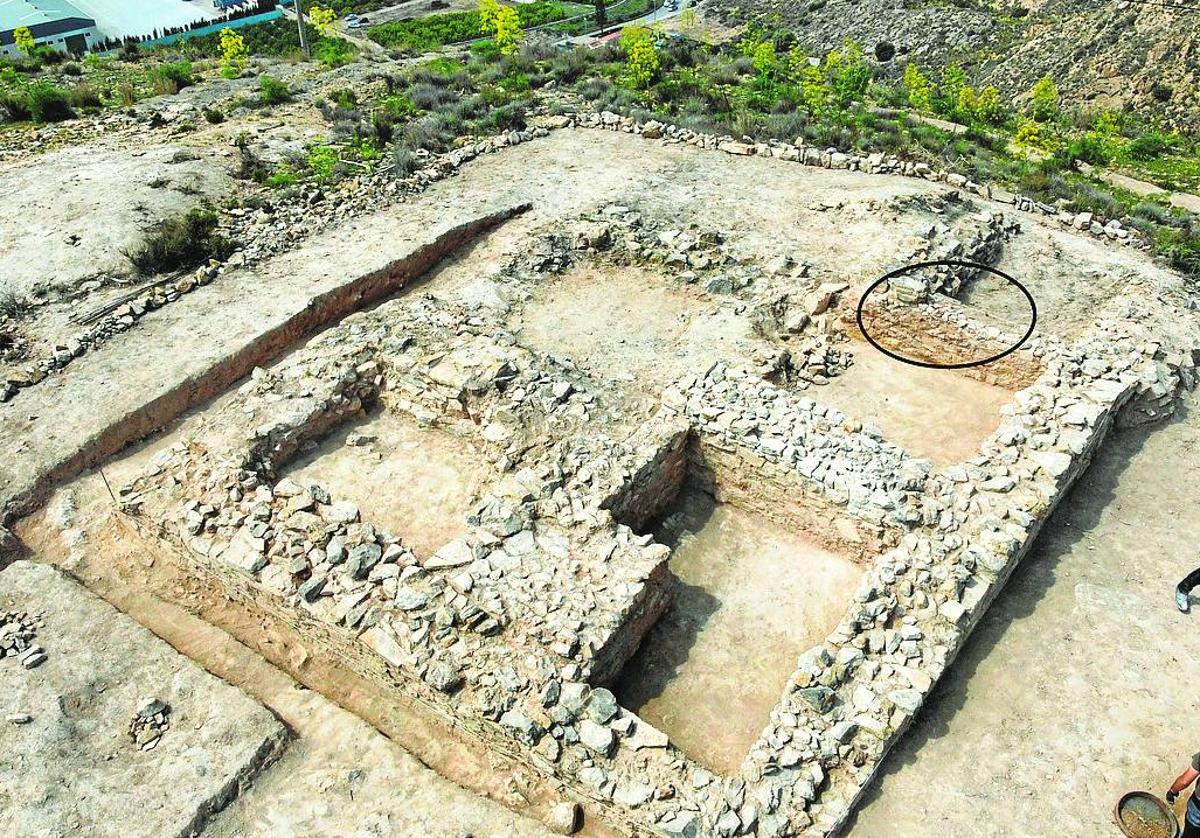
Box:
[0,560,288,838]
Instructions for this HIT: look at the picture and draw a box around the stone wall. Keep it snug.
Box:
[112,159,1199,838]
[599,418,692,535]
[853,296,1044,390]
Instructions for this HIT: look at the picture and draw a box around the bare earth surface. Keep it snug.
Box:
[518,262,766,428]
[848,392,1200,837]
[283,409,488,559]
[0,560,287,838]
[617,489,864,775]
[817,345,1015,467]
[0,144,235,297]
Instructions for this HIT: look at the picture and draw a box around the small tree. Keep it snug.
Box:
[1030,75,1058,122]
[800,63,830,117]
[826,40,869,111]
[493,6,522,55]
[956,85,977,122]
[13,26,35,57]
[751,41,776,78]
[479,0,500,30]
[939,64,966,115]
[973,85,1004,125]
[218,28,249,79]
[309,5,338,36]
[786,44,809,81]
[1013,118,1041,155]
[903,63,931,112]
[620,27,659,89]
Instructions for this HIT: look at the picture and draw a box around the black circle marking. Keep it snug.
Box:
[855,259,1038,370]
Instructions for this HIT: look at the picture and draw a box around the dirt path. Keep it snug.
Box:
[846,392,1200,837]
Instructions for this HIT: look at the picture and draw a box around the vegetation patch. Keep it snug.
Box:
[367,2,567,52]
[125,207,231,276]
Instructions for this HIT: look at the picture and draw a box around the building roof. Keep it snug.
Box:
[0,0,93,33]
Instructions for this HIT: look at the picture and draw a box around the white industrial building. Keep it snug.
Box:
[0,0,101,57]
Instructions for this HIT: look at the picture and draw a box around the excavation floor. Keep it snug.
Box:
[615,488,862,775]
[516,263,762,425]
[282,409,487,559]
[814,343,1013,467]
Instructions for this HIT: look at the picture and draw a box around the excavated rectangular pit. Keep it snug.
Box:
[614,482,863,775]
[280,407,487,558]
[813,294,1046,468]
[610,437,872,776]
[516,263,766,423]
[814,346,1016,467]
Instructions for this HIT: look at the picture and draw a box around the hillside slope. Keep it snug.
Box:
[710,0,1200,124]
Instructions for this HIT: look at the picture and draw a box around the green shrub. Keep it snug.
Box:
[0,89,31,121]
[331,87,358,109]
[150,60,195,95]
[125,207,229,276]
[379,93,418,119]
[259,74,291,104]
[1066,134,1111,166]
[266,166,299,188]
[35,46,64,66]
[306,144,340,183]
[391,143,419,175]
[1030,75,1058,122]
[1152,223,1200,279]
[0,290,30,319]
[1127,132,1171,161]
[23,82,73,121]
[67,83,102,109]
[202,107,225,124]
[408,81,457,109]
[313,36,357,69]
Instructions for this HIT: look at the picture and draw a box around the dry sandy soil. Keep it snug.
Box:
[848,391,1200,837]
[282,409,488,559]
[616,487,863,775]
[0,144,235,298]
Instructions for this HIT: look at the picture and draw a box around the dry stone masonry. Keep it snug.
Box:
[112,162,1199,838]
[7,104,1197,837]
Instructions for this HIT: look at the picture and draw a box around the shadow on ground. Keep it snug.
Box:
[841,405,1181,834]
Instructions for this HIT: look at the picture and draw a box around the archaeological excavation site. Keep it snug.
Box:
[4,14,1200,837]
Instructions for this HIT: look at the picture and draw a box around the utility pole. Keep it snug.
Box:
[295,0,311,58]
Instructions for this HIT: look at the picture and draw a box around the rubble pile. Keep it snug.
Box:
[129,697,171,751]
[0,608,46,670]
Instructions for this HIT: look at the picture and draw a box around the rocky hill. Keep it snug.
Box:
[709,0,1200,125]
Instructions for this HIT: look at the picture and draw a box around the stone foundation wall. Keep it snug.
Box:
[690,439,901,565]
[854,298,1044,390]
[599,420,691,534]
